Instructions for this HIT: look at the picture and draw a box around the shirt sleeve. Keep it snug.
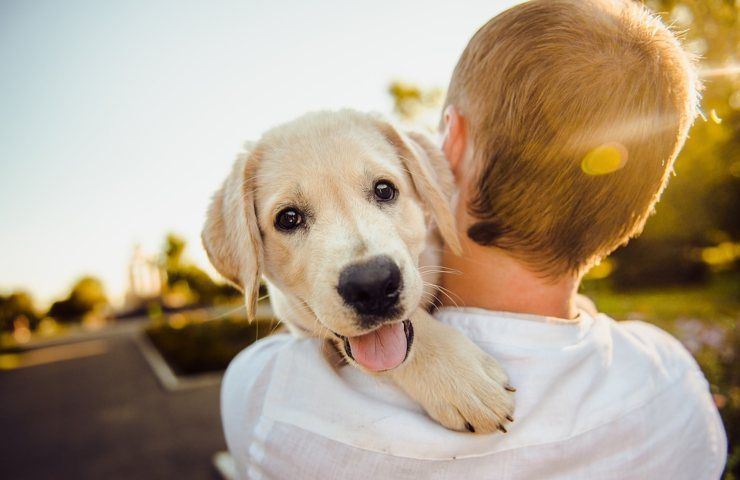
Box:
[619,320,728,477]
[619,320,704,375]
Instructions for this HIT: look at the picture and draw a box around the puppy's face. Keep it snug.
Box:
[256,116,428,341]
[203,111,459,372]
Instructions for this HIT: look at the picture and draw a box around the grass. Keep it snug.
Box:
[582,272,739,330]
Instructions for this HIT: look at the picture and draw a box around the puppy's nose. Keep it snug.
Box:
[337,255,402,318]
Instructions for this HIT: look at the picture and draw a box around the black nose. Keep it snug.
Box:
[337,255,402,318]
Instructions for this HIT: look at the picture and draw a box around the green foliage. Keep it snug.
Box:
[161,233,241,306]
[164,233,186,270]
[47,276,108,322]
[0,292,39,333]
[610,238,709,289]
[388,80,444,129]
[582,272,739,329]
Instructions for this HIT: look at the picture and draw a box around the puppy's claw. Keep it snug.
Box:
[505,384,517,392]
[498,424,507,433]
[465,422,475,433]
[506,414,514,422]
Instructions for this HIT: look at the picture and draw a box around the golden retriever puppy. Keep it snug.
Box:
[203,110,515,433]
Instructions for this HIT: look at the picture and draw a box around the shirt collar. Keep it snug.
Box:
[434,306,597,349]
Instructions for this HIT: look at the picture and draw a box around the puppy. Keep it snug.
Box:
[203,110,514,433]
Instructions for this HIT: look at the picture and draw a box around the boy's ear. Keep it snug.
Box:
[202,148,263,320]
[374,119,462,255]
[440,105,468,178]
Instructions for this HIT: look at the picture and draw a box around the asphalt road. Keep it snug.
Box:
[0,328,226,479]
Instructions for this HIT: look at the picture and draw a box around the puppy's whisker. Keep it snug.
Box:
[419,265,462,275]
[419,264,459,271]
[205,304,246,322]
[420,269,463,276]
[436,285,463,309]
[307,311,334,339]
[267,319,284,336]
[422,280,463,309]
[436,288,460,309]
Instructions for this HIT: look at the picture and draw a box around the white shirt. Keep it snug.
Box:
[221,308,727,479]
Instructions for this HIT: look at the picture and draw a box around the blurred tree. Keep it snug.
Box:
[0,291,40,333]
[47,277,109,322]
[161,233,241,306]
[388,80,444,130]
[164,233,186,270]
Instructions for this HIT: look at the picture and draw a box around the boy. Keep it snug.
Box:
[221,1,727,478]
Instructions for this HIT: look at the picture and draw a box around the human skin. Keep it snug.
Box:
[438,106,581,320]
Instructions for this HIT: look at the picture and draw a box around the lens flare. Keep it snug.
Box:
[581,142,628,176]
[699,64,740,78]
[709,109,722,124]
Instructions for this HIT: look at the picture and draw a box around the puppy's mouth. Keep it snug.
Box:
[338,319,414,372]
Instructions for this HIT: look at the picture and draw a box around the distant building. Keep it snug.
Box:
[124,245,165,310]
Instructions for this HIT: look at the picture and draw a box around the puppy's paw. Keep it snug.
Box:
[388,310,515,434]
[422,351,515,434]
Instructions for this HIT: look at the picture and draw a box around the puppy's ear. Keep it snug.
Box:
[202,148,263,320]
[376,120,462,255]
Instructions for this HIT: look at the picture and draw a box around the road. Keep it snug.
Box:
[0,324,227,480]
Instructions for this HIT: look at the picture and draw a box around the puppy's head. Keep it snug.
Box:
[203,110,460,371]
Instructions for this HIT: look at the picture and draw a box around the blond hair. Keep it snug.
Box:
[446,0,699,274]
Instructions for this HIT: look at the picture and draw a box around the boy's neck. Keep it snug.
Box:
[439,238,580,320]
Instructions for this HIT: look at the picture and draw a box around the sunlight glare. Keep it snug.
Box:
[709,109,722,124]
[699,64,740,79]
[581,142,628,176]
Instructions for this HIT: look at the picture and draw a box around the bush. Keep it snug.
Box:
[145,316,280,375]
[47,276,108,322]
[0,292,39,333]
[611,238,709,290]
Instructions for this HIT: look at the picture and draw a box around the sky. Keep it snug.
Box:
[0,0,521,307]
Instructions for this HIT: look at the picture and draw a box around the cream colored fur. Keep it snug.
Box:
[203,110,514,433]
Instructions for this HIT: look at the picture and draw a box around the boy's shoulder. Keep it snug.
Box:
[607,317,702,376]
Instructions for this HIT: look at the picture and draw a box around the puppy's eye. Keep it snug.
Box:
[374,180,397,202]
[275,208,303,231]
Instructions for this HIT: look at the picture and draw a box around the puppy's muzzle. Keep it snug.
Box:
[337,255,402,322]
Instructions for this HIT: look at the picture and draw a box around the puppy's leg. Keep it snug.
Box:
[387,309,515,433]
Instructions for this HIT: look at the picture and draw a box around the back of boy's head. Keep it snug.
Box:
[445,0,699,275]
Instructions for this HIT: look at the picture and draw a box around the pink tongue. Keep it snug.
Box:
[348,322,407,372]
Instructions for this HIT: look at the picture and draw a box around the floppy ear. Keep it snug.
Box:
[375,120,462,255]
[202,148,263,320]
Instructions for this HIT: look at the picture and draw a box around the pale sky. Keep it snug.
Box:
[0,0,521,307]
